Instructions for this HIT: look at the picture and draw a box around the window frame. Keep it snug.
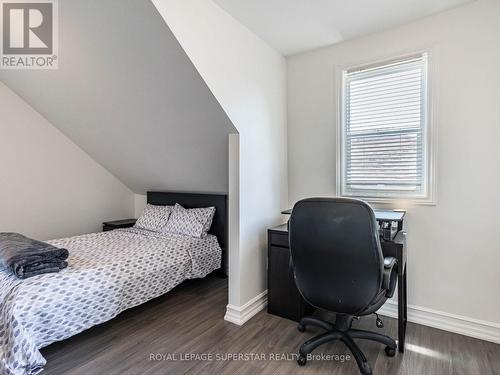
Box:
[336,51,437,205]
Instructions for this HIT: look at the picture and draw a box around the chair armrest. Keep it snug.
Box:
[383,257,398,298]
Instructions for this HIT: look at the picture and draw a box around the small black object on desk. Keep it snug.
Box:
[102,219,137,232]
[271,208,407,352]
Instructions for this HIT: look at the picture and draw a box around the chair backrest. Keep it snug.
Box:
[289,198,384,314]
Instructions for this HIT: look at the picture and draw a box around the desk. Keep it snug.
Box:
[267,216,407,352]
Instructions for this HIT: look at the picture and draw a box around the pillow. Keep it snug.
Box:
[134,204,172,232]
[162,203,216,238]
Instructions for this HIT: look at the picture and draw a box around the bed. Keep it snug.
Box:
[0,192,227,375]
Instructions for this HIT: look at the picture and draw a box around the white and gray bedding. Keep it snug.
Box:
[134,203,173,232]
[163,203,215,238]
[0,227,221,375]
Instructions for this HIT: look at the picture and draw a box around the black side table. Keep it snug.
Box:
[102,219,137,232]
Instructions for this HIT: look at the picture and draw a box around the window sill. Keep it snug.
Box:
[339,194,437,206]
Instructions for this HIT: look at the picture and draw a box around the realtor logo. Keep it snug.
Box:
[1,0,58,69]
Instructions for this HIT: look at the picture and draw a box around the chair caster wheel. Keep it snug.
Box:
[297,355,307,366]
[297,324,306,332]
[385,346,396,357]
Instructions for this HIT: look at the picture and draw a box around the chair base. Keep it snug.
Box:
[297,315,397,375]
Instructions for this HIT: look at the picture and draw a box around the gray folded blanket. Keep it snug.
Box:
[0,232,69,279]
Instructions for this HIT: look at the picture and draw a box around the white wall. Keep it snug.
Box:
[0,82,134,240]
[134,194,148,218]
[152,0,288,310]
[288,0,500,324]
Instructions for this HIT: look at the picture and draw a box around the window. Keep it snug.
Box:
[339,53,434,202]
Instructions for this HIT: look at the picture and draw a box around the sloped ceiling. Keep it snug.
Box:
[0,0,237,194]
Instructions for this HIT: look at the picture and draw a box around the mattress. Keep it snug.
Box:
[0,228,221,375]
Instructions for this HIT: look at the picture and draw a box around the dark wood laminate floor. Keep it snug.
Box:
[41,275,500,375]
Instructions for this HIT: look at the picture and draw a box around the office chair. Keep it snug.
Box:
[289,198,398,375]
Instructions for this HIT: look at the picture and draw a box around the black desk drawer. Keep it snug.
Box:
[269,231,289,247]
[268,245,307,321]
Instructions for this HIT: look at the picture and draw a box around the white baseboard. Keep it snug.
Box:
[378,300,500,344]
[224,290,268,326]
[224,290,500,344]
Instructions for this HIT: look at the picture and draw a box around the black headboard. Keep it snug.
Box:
[147,191,227,276]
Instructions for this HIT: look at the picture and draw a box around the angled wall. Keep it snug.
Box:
[0,0,236,195]
[0,82,134,240]
[152,0,288,320]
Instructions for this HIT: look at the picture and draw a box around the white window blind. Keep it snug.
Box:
[341,54,429,199]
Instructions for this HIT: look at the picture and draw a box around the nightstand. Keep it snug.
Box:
[102,219,137,232]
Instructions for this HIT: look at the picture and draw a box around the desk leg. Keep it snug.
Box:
[398,267,407,352]
[403,267,408,347]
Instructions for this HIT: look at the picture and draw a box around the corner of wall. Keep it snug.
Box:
[134,194,148,218]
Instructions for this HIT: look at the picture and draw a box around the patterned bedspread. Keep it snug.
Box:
[0,228,221,375]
